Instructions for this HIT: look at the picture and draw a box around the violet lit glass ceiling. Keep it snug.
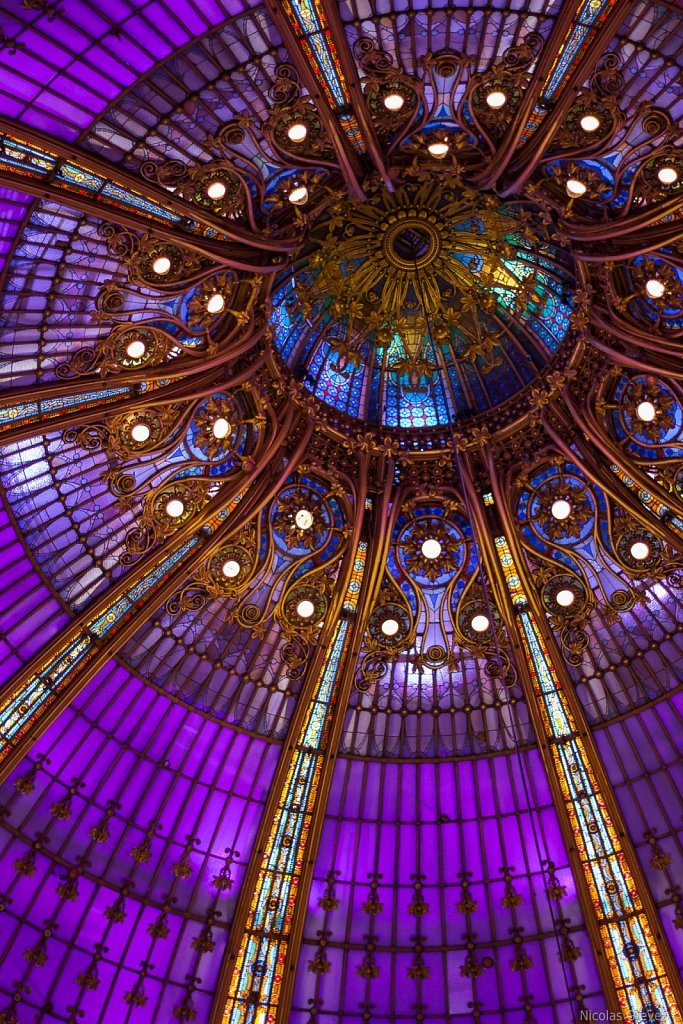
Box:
[0,1,681,1023]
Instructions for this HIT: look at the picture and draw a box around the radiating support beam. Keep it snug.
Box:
[209,465,397,1024]
[0,332,268,446]
[542,402,683,549]
[321,0,392,185]
[0,119,296,271]
[0,371,216,446]
[0,413,311,783]
[463,453,683,1023]
[480,0,629,191]
[265,0,367,200]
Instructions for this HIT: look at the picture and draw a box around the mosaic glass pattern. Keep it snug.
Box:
[223,543,367,1024]
[495,535,682,1024]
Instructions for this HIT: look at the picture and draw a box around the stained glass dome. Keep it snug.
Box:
[0,2,682,1024]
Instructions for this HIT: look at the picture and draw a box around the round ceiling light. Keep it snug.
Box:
[297,599,315,619]
[486,90,507,109]
[555,588,575,608]
[130,422,150,443]
[212,417,231,439]
[566,178,587,198]
[580,114,600,133]
[287,122,308,143]
[221,559,241,578]
[421,538,442,559]
[427,140,449,159]
[630,541,650,561]
[471,613,490,633]
[165,498,185,519]
[125,339,146,360]
[380,617,400,637]
[645,278,666,300]
[295,509,314,530]
[206,293,225,314]
[288,184,309,206]
[657,165,678,186]
[152,255,171,275]
[383,92,404,111]
[636,401,656,422]
[206,180,226,200]
[551,499,572,521]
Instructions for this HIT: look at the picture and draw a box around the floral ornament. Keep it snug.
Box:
[399,519,462,583]
[191,395,239,461]
[619,379,677,445]
[271,487,329,551]
[531,479,592,541]
[545,160,613,205]
[187,273,238,329]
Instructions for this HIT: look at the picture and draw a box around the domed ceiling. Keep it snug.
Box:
[0,2,682,1024]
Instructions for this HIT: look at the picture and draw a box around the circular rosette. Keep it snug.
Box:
[528,477,594,543]
[458,599,501,645]
[271,486,333,553]
[368,602,412,647]
[280,583,327,631]
[615,529,661,572]
[397,517,464,585]
[207,544,252,593]
[110,326,165,370]
[150,480,204,532]
[541,574,587,617]
[134,243,187,286]
[183,165,246,218]
[188,394,240,461]
[111,409,166,453]
[618,377,679,446]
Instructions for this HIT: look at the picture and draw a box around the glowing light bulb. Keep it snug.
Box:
[297,599,315,619]
[126,339,146,359]
[152,255,171,275]
[566,178,587,198]
[130,422,150,443]
[212,417,230,439]
[427,140,449,159]
[657,165,678,186]
[287,122,308,143]
[630,541,650,561]
[556,588,575,608]
[471,614,490,633]
[206,293,225,314]
[383,92,404,111]
[295,509,313,530]
[288,184,309,205]
[207,180,226,200]
[580,114,600,133]
[165,498,185,519]
[551,499,572,521]
[486,90,507,109]
[381,617,400,637]
[421,538,442,559]
[645,278,665,300]
[636,400,656,422]
[222,559,241,578]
